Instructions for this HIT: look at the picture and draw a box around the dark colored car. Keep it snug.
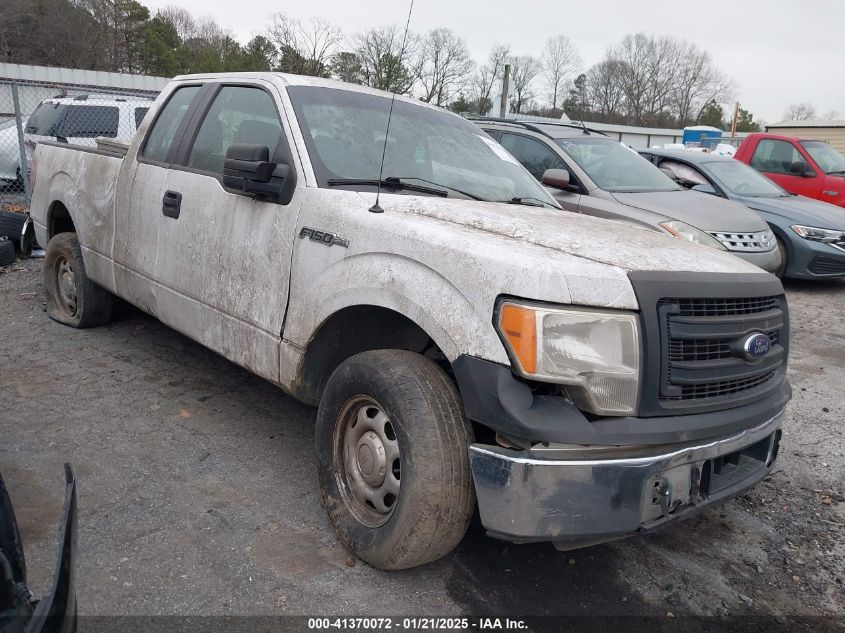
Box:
[639,148,845,279]
[0,466,76,633]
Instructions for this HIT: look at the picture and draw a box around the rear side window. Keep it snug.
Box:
[134,107,149,129]
[499,133,568,180]
[25,103,68,136]
[142,86,201,163]
[750,139,811,175]
[186,86,282,175]
[58,105,119,138]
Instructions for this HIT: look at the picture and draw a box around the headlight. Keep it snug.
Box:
[496,301,640,415]
[791,224,845,244]
[659,220,727,250]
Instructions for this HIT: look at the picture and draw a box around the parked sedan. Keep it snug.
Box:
[640,148,845,279]
[476,119,782,273]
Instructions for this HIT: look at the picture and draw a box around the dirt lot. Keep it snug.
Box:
[1,256,843,626]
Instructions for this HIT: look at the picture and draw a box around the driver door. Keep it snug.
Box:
[152,81,303,382]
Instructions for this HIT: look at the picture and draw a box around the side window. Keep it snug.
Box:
[499,133,567,180]
[142,85,201,163]
[134,107,150,130]
[186,86,282,175]
[750,139,810,175]
[58,106,119,138]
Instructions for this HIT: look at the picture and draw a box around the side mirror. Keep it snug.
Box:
[787,161,815,178]
[542,168,570,190]
[223,144,281,197]
[691,183,719,196]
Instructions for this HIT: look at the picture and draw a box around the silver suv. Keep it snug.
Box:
[477,119,782,273]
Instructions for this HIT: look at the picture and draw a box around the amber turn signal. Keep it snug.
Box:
[498,303,537,374]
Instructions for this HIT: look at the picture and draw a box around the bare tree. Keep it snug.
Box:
[670,42,732,126]
[541,35,581,110]
[509,55,542,113]
[469,44,510,115]
[784,103,818,120]
[158,5,198,41]
[267,13,343,77]
[418,28,474,106]
[822,109,841,119]
[353,24,421,94]
[586,60,627,121]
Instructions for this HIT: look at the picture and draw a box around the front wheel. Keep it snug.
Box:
[774,235,788,279]
[44,232,113,328]
[316,350,475,570]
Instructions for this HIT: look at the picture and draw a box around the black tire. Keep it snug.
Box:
[44,232,113,328]
[316,349,475,570]
[0,210,26,248]
[774,235,788,279]
[0,237,14,266]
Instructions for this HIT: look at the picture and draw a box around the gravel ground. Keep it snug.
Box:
[1,256,843,625]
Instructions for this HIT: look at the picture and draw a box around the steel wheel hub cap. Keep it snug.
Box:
[56,257,77,314]
[336,397,401,527]
[356,431,386,486]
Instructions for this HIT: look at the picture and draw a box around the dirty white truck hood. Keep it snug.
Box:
[394,195,761,274]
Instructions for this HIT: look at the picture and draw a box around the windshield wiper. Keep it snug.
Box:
[388,176,489,201]
[503,196,557,208]
[826,170,845,176]
[327,177,447,197]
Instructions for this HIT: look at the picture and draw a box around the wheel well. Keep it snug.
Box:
[48,202,75,239]
[295,305,447,405]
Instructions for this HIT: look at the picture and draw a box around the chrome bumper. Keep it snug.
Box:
[469,411,783,550]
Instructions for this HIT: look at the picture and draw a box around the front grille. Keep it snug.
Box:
[668,331,778,362]
[709,231,775,253]
[665,370,778,400]
[657,296,785,404]
[668,296,779,317]
[808,255,845,276]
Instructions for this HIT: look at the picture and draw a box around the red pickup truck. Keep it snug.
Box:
[735,132,845,207]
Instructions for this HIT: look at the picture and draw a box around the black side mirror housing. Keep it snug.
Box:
[224,144,282,197]
[691,183,719,196]
[542,168,571,190]
[787,161,815,178]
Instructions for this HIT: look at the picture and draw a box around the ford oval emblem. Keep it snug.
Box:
[743,332,771,359]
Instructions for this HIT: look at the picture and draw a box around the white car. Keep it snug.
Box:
[0,95,151,187]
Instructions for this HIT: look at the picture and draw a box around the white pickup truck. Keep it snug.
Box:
[29,73,791,570]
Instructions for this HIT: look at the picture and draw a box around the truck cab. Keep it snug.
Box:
[735,132,845,207]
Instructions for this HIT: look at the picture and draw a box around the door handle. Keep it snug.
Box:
[162,190,182,219]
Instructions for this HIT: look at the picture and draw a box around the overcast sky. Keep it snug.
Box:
[142,0,844,123]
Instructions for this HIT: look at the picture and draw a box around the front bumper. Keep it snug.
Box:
[731,247,783,274]
[469,410,782,548]
[784,236,845,279]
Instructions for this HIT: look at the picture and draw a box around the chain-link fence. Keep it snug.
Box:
[0,78,160,210]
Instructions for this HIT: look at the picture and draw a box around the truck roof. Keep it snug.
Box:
[169,72,449,115]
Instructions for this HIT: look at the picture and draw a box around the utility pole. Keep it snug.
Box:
[499,63,510,118]
[731,101,739,138]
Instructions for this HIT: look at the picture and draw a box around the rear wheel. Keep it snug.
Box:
[316,349,475,570]
[44,232,113,328]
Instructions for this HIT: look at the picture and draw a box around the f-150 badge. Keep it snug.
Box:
[299,227,349,248]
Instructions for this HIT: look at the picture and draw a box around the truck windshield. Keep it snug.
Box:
[555,137,681,193]
[704,159,788,198]
[800,140,845,174]
[287,86,556,205]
